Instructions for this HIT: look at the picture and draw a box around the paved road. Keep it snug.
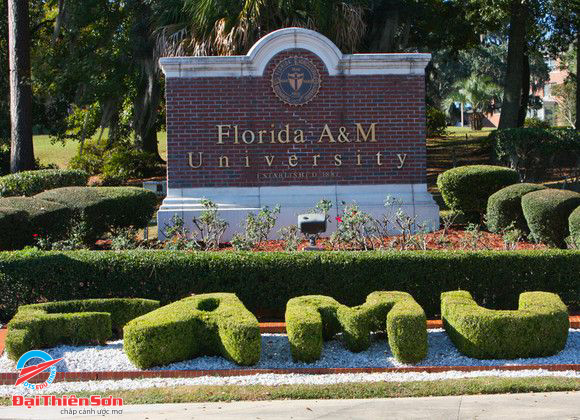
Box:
[0,392,578,419]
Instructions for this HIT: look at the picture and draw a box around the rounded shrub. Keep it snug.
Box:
[0,207,30,249]
[522,189,580,248]
[0,197,73,240]
[486,183,546,233]
[437,165,519,216]
[569,206,580,244]
[36,186,157,239]
[441,291,568,359]
[0,169,89,197]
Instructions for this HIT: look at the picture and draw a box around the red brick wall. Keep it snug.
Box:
[166,49,427,188]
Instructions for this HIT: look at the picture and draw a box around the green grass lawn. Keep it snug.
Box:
[0,377,577,405]
[34,131,168,169]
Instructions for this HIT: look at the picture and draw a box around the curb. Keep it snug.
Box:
[1,364,579,386]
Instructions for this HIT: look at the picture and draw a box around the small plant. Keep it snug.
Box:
[460,223,482,250]
[314,199,333,221]
[501,223,524,250]
[192,199,229,250]
[110,227,140,250]
[163,215,196,251]
[278,225,302,251]
[36,216,91,251]
[406,222,430,250]
[330,202,376,250]
[232,205,280,251]
[565,234,579,250]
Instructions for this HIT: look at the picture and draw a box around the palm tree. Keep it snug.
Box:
[149,0,368,57]
[444,76,502,130]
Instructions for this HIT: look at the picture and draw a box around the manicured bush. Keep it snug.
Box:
[0,208,30,250]
[0,197,74,240]
[102,146,163,182]
[5,298,159,360]
[569,206,580,242]
[426,106,447,137]
[441,291,569,359]
[521,189,580,248]
[0,169,89,197]
[124,293,260,369]
[486,183,546,233]
[36,186,157,238]
[437,165,519,217]
[493,127,579,182]
[286,291,427,364]
[0,250,578,323]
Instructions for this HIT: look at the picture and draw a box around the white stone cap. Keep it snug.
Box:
[159,27,431,78]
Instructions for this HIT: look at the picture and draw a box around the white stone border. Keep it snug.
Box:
[159,27,431,78]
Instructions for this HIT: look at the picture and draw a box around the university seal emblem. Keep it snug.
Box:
[272,57,321,106]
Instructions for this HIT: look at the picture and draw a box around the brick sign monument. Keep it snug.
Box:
[158,28,439,239]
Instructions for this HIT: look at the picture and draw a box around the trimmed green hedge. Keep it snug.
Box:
[0,197,73,240]
[124,293,260,369]
[486,183,546,234]
[286,291,427,364]
[36,187,157,239]
[437,165,519,216]
[569,206,580,241]
[0,250,577,323]
[0,169,88,197]
[441,291,569,359]
[522,189,580,248]
[5,298,159,360]
[0,208,30,250]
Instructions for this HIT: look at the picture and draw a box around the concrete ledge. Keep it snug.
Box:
[157,183,440,240]
[159,27,431,78]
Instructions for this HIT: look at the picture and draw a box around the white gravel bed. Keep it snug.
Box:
[0,329,578,373]
[1,369,579,396]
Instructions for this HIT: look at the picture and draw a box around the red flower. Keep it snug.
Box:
[32,234,39,238]
[336,216,343,223]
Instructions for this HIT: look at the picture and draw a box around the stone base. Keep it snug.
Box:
[157,184,440,241]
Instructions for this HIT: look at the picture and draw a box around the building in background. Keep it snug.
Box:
[480,57,570,128]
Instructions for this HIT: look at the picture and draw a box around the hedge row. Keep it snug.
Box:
[286,292,427,364]
[0,169,89,197]
[5,298,160,360]
[0,250,577,322]
[0,197,73,240]
[441,291,569,358]
[0,187,157,248]
[124,293,261,369]
[36,186,157,241]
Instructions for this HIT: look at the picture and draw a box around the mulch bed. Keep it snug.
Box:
[97,229,548,251]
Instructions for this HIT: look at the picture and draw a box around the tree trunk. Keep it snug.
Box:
[132,2,162,161]
[575,31,580,130]
[517,46,530,126]
[8,0,34,172]
[133,57,161,160]
[499,0,528,129]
